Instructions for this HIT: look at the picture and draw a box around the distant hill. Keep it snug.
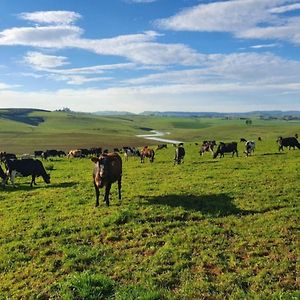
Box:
[140,110,300,119]
[0,108,49,126]
[93,111,135,116]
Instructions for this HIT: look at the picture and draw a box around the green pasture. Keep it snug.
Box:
[0,110,299,299]
[0,134,299,299]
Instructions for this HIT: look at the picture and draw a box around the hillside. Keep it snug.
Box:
[0,108,300,154]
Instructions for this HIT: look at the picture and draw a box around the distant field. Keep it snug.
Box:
[0,109,299,299]
[1,109,300,153]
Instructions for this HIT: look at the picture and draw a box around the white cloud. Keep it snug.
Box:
[24,51,69,69]
[156,0,300,44]
[19,11,81,25]
[250,43,279,49]
[270,3,300,13]
[0,25,83,48]
[0,23,204,66]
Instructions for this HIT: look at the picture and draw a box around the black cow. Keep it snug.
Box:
[4,159,50,187]
[174,145,185,165]
[277,136,300,151]
[213,142,238,158]
[34,150,43,158]
[157,144,167,150]
[91,153,122,207]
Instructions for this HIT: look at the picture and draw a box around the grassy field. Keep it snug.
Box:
[0,110,299,299]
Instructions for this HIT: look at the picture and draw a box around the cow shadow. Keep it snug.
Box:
[145,194,253,217]
[2,181,78,191]
[261,152,286,156]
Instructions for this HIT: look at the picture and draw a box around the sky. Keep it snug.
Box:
[0,0,300,113]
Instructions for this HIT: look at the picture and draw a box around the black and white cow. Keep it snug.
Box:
[174,145,185,164]
[244,141,255,156]
[4,159,50,187]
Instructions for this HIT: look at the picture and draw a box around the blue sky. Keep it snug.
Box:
[0,0,300,113]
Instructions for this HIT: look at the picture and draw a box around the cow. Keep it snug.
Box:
[213,142,238,158]
[199,140,216,156]
[34,150,43,158]
[244,141,255,156]
[174,145,185,165]
[277,136,300,151]
[124,147,140,161]
[240,138,247,142]
[0,152,17,162]
[157,144,167,150]
[42,149,60,159]
[68,149,82,158]
[91,153,122,207]
[4,158,50,187]
[140,146,155,163]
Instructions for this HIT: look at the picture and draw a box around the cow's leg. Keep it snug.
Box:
[94,182,100,207]
[30,175,37,187]
[10,170,16,188]
[118,177,122,201]
[104,183,111,206]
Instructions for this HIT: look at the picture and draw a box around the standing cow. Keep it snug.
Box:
[277,136,300,151]
[91,153,122,207]
[140,146,155,163]
[213,142,238,158]
[199,140,216,156]
[4,158,50,187]
[174,145,185,164]
[244,141,255,156]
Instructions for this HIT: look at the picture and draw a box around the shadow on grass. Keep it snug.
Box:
[261,152,286,156]
[145,194,256,217]
[2,181,78,191]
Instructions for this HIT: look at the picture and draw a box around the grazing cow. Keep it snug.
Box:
[89,147,102,156]
[258,137,262,141]
[157,144,167,150]
[213,142,238,158]
[0,152,17,162]
[68,149,82,158]
[140,146,155,163]
[174,145,185,165]
[199,140,216,156]
[244,141,255,156]
[4,158,50,187]
[124,147,140,161]
[277,136,300,151]
[240,138,247,142]
[91,153,122,207]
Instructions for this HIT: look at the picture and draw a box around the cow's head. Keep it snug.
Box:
[44,173,51,184]
[91,156,110,188]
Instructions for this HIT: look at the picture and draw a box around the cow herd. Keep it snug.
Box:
[0,134,299,206]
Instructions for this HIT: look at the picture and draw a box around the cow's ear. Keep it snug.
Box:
[91,157,99,163]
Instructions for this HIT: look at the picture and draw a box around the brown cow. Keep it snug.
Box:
[140,146,155,163]
[68,149,82,158]
[91,153,122,207]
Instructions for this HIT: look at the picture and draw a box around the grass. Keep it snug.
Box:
[0,110,299,299]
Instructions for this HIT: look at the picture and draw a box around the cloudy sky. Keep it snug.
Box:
[0,0,300,113]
